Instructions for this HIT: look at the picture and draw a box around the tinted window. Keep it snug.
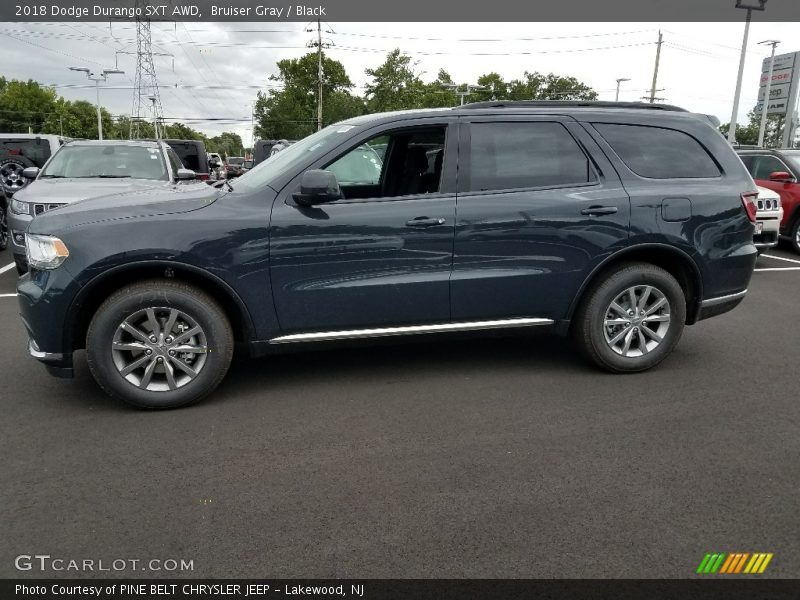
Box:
[0,139,53,167]
[594,123,720,179]
[468,122,594,192]
[751,155,788,180]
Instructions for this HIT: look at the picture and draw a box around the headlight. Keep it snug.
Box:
[25,234,69,270]
[10,199,29,215]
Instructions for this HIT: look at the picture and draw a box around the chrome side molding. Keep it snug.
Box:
[269,317,554,344]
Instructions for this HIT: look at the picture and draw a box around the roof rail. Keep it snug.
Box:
[460,100,689,112]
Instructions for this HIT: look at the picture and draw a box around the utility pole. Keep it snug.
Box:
[729,0,768,144]
[306,20,333,131]
[615,78,630,102]
[757,40,780,147]
[648,30,663,104]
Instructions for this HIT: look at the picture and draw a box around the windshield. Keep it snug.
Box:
[232,124,362,193]
[227,157,244,166]
[41,145,168,180]
[782,151,800,173]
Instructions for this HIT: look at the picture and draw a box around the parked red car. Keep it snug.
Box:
[737,149,800,253]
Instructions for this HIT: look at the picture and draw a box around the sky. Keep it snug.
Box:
[1,19,799,145]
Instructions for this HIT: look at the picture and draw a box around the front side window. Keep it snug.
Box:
[751,155,789,180]
[323,127,446,200]
[467,122,595,193]
[593,123,720,179]
[40,145,168,180]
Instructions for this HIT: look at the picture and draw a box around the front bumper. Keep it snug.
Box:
[754,210,782,250]
[18,269,76,378]
[27,338,73,378]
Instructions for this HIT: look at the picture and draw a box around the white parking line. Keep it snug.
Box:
[754,267,800,272]
[0,293,17,297]
[0,262,15,275]
[761,254,800,265]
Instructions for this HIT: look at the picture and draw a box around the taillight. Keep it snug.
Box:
[197,173,209,181]
[741,191,758,223]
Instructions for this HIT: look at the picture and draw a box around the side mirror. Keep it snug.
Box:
[22,167,39,179]
[768,171,795,183]
[292,170,342,206]
[176,168,196,181]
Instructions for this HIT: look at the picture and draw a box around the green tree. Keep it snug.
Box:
[208,131,245,157]
[254,52,364,140]
[363,49,425,112]
[0,79,58,133]
[720,111,783,147]
[417,69,458,108]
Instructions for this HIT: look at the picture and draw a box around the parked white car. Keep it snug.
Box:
[755,185,783,254]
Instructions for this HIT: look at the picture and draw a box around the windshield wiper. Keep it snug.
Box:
[39,174,66,179]
[223,179,234,192]
[95,175,131,178]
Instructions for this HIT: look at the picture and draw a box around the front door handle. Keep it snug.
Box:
[406,216,446,227]
[581,205,619,216]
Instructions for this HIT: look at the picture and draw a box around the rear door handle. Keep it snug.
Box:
[406,217,446,227]
[581,206,619,216]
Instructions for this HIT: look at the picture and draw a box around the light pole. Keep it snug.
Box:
[68,67,124,141]
[757,40,780,147]
[615,78,631,102]
[728,0,768,144]
[147,96,159,140]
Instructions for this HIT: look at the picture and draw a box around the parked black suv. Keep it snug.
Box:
[18,101,759,409]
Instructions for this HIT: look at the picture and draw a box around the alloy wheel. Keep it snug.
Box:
[111,307,209,392]
[603,285,671,358]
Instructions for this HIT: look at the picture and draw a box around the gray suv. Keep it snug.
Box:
[9,139,197,273]
[18,101,759,409]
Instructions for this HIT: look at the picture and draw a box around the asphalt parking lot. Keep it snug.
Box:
[1,244,799,579]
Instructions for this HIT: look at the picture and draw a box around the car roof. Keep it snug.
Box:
[0,133,64,140]
[337,101,716,128]
[736,148,792,155]
[63,139,163,147]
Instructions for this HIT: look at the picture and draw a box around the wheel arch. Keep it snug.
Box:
[566,243,704,327]
[68,260,256,352]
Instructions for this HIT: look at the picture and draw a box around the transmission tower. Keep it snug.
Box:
[130,17,164,139]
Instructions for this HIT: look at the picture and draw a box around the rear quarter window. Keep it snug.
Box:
[593,123,720,179]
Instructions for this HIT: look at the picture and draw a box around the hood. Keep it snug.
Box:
[14,177,169,204]
[28,182,221,233]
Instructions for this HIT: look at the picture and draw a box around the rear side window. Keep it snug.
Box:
[468,122,595,192]
[0,139,52,167]
[593,123,720,179]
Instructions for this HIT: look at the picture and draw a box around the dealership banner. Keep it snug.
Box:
[4,0,800,21]
[4,579,800,599]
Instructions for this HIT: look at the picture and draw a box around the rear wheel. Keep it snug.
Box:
[572,263,686,373]
[0,155,34,195]
[86,280,234,409]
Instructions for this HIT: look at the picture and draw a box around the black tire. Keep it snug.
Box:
[86,280,234,409]
[572,263,686,373]
[790,218,800,255]
[0,203,8,251]
[0,155,35,196]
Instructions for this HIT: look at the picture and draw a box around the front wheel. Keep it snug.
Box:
[86,280,234,409]
[572,263,686,373]
[790,218,800,254]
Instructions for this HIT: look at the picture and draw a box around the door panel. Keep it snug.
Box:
[451,118,630,322]
[269,120,457,333]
